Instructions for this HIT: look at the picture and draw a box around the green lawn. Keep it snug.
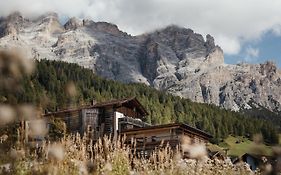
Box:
[207,143,225,154]
[218,136,272,157]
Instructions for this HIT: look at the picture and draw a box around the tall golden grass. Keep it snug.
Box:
[0,133,257,175]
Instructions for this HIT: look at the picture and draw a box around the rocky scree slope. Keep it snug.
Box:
[0,12,281,114]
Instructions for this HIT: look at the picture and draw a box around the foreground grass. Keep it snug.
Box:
[219,136,273,157]
[0,135,256,175]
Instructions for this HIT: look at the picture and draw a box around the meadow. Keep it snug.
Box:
[0,133,257,175]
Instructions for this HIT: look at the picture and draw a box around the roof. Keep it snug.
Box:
[121,123,213,139]
[93,97,148,115]
[44,97,148,117]
[43,106,89,117]
[242,153,274,161]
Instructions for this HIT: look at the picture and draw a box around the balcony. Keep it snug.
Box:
[118,116,150,129]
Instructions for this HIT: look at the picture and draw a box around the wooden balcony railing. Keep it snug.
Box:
[119,116,151,128]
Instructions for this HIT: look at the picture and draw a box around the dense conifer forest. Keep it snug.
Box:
[0,60,279,144]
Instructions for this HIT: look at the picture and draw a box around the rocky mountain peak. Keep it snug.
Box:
[259,61,277,79]
[6,11,25,23]
[160,25,194,35]
[34,12,63,34]
[149,25,217,60]
[0,11,28,37]
[204,46,224,65]
[86,21,126,36]
[205,34,216,52]
[82,19,93,26]
[0,12,280,113]
[64,17,82,30]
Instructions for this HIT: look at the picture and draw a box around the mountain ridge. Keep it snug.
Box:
[1,12,281,114]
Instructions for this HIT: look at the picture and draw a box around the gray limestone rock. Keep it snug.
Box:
[0,13,280,114]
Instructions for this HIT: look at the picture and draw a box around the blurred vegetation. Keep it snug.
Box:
[0,59,279,144]
[0,134,258,175]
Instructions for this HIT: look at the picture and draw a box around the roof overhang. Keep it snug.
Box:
[121,123,213,139]
[43,97,149,118]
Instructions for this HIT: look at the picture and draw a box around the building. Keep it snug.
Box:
[43,97,150,140]
[238,153,276,171]
[121,123,212,157]
[42,97,212,153]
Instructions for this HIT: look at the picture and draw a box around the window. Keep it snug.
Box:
[87,125,92,132]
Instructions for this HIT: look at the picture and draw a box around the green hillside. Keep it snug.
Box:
[219,136,272,157]
[0,59,279,144]
[208,135,274,157]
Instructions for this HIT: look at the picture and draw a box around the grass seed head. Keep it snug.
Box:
[28,119,48,138]
[18,104,38,120]
[48,143,65,161]
[188,144,207,160]
[0,104,16,125]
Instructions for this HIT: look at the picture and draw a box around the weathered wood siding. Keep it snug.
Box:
[57,111,82,133]
[82,108,99,139]
[102,107,115,135]
[124,128,180,152]
[116,106,141,118]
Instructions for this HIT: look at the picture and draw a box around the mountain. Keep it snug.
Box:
[1,12,281,114]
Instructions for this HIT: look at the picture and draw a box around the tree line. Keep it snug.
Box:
[0,59,279,144]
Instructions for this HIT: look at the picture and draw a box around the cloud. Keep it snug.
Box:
[241,46,260,62]
[246,47,260,58]
[1,0,281,55]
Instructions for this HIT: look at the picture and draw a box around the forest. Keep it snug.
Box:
[0,59,279,144]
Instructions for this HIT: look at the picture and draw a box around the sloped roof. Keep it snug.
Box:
[121,123,213,139]
[93,97,148,115]
[242,153,274,162]
[44,97,148,117]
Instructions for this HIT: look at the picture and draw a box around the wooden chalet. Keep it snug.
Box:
[121,123,212,156]
[37,97,213,155]
[43,97,150,141]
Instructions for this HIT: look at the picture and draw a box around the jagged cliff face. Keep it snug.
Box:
[1,12,281,113]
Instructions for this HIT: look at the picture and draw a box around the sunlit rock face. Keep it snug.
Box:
[1,12,281,113]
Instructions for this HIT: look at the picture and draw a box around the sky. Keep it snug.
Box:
[1,0,281,67]
[225,31,281,67]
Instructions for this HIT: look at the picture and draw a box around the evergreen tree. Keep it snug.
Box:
[1,59,278,144]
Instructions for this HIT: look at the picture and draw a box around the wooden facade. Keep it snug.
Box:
[41,97,212,155]
[43,97,150,140]
[121,123,212,156]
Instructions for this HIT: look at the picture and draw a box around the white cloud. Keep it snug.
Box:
[272,24,281,36]
[1,0,281,55]
[216,36,241,55]
[246,47,260,58]
[243,46,260,62]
